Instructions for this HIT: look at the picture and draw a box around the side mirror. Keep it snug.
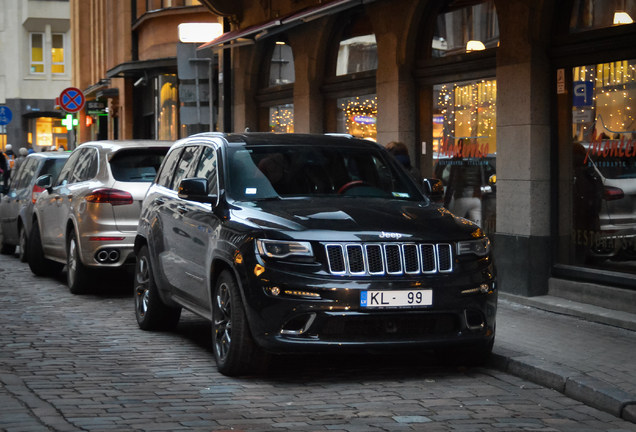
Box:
[36,174,52,190]
[422,178,444,202]
[178,177,217,205]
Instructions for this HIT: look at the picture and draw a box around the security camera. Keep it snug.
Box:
[134,76,147,87]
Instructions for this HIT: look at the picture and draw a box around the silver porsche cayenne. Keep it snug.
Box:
[28,140,173,294]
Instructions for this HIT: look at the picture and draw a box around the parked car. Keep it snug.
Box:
[0,152,70,261]
[28,140,173,293]
[134,133,497,376]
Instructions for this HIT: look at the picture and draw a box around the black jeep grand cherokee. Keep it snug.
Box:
[134,132,497,376]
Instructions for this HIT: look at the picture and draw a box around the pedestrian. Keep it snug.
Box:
[385,141,422,183]
[1,144,13,194]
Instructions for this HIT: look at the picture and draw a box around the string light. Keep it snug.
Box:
[338,95,378,140]
[269,105,294,133]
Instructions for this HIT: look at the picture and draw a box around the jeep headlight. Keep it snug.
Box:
[457,237,490,257]
[256,239,313,259]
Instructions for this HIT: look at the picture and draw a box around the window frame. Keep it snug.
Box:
[51,33,65,75]
[30,32,45,75]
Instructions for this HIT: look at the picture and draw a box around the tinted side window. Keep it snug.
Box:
[55,150,83,187]
[71,148,98,183]
[109,149,167,182]
[194,146,218,195]
[155,148,183,189]
[40,158,69,185]
[13,159,35,191]
[171,146,201,191]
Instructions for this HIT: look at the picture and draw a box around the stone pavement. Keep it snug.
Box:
[493,297,636,424]
[1,252,636,431]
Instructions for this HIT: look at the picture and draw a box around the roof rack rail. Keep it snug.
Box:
[324,133,354,138]
[190,132,228,138]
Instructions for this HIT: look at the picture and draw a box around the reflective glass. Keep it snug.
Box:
[570,0,636,32]
[433,79,497,235]
[269,104,294,133]
[336,95,377,141]
[432,1,499,57]
[336,13,377,76]
[269,44,295,86]
[226,144,422,201]
[565,60,636,274]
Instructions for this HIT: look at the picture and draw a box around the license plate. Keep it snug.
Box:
[360,290,433,308]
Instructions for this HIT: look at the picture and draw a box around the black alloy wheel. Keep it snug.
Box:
[134,245,181,331]
[212,270,268,376]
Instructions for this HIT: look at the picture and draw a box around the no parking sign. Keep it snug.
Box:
[59,87,85,113]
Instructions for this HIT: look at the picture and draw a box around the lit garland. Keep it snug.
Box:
[269,105,294,133]
[339,95,378,140]
[573,61,636,138]
[435,80,497,153]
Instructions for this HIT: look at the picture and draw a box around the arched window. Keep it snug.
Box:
[416,0,499,235]
[432,0,499,57]
[257,38,295,132]
[324,9,378,141]
[570,0,636,32]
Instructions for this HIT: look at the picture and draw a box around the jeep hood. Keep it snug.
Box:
[231,198,483,242]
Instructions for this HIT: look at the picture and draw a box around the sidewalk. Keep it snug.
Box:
[493,294,636,424]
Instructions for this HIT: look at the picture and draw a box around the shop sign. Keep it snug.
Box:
[86,101,106,115]
[437,137,489,159]
[557,68,565,94]
[583,132,636,163]
[573,81,594,106]
[351,115,376,124]
[572,108,594,123]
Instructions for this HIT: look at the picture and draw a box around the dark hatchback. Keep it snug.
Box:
[0,152,69,261]
[134,133,497,376]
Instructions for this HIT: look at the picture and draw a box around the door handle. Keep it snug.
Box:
[177,206,188,215]
[154,198,165,205]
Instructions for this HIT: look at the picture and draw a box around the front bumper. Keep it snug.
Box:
[239,263,497,354]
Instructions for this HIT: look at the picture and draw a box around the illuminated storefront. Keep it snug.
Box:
[555,1,636,286]
[337,95,377,140]
[32,117,67,151]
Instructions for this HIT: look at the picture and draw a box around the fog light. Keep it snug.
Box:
[271,287,280,296]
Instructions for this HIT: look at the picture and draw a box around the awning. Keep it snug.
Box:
[106,57,177,79]
[198,0,366,50]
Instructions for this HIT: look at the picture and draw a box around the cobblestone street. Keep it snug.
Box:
[1,254,635,432]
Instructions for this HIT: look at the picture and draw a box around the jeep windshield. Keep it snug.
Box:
[226,144,423,201]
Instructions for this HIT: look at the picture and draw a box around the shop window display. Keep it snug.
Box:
[432,0,499,58]
[269,104,294,133]
[570,0,636,32]
[336,95,377,141]
[433,79,497,234]
[568,60,636,273]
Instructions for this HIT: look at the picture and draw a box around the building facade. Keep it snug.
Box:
[196,0,636,304]
[0,0,72,153]
[70,0,220,145]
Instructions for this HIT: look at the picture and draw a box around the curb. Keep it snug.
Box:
[489,348,636,424]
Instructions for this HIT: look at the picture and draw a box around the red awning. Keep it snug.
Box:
[198,0,362,50]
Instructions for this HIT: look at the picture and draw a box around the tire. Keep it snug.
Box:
[134,245,181,331]
[28,222,63,277]
[213,270,269,376]
[0,227,16,255]
[67,230,93,295]
[18,226,28,263]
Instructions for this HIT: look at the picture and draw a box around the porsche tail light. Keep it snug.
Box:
[85,188,134,206]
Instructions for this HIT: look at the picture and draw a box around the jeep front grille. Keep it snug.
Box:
[325,243,453,276]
